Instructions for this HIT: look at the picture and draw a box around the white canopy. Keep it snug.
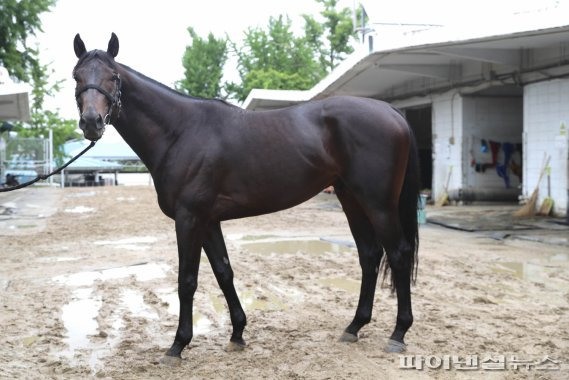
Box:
[0,67,31,122]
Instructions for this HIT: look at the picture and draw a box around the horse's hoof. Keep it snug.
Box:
[226,340,246,352]
[160,355,182,367]
[384,339,406,353]
[339,331,358,343]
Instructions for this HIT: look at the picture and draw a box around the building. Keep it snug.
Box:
[0,66,32,184]
[243,2,569,217]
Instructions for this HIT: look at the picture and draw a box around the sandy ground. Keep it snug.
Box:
[0,186,568,379]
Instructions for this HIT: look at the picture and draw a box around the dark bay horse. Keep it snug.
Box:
[72,33,420,364]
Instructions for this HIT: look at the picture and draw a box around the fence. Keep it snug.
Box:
[0,136,51,184]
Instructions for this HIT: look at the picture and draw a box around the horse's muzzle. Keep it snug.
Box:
[79,109,105,141]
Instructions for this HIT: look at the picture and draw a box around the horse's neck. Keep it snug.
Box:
[113,66,192,173]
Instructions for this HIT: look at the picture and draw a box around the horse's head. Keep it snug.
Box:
[72,33,122,141]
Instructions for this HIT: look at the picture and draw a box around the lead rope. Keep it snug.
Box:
[0,140,96,192]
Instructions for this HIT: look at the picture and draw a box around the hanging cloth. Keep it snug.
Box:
[496,142,513,188]
[482,140,501,171]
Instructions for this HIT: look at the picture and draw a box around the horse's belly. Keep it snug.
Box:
[212,169,334,221]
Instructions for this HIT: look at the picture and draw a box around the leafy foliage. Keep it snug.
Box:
[226,1,357,102]
[15,111,80,165]
[177,27,228,99]
[226,15,325,102]
[0,0,56,82]
[1,0,80,164]
[303,0,356,71]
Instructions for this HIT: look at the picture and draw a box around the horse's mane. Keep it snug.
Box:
[74,50,237,108]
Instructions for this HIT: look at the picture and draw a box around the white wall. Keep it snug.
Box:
[462,96,523,191]
[431,90,463,199]
[524,79,569,216]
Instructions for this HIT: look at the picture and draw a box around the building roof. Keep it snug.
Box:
[64,139,139,161]
[0,67,31,122]
[243,5,569,110]
[66,156,123,172]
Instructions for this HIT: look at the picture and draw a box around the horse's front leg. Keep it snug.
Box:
[162,208,206,365]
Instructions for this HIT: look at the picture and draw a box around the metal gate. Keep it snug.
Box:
[0,136,51,184]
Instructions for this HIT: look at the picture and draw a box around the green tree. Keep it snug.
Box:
[0,0,56,82]
[226,1,358,102]
[14,60,81,164]
[1,0,81,164]
[177,27,227,98]
[303,0,356,71]
[15,111,79,165]
[227,15,324,102]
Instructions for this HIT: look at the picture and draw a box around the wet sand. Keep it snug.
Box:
[0,186,568,379]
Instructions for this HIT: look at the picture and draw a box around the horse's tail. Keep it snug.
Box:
[380,112,420,290]
[396,124,421,287]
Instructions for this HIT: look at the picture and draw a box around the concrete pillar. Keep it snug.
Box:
[431,90,463,200]
[523,79,569,216]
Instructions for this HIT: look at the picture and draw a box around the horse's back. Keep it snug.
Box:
[208,96,412,220]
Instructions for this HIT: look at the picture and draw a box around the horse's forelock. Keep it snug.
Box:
[74,50,116,73]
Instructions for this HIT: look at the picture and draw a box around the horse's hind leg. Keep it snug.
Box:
[335,182,384,343]
[367,208,414,353]
[202,222,247,351]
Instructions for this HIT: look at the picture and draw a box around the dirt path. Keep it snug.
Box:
[0,186,567,379]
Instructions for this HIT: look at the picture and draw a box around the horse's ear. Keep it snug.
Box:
[74,34,87,58]
[107,33,119,58]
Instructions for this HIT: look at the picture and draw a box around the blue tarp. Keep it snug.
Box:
[66,156,123,171]
[64,139,139,160]
[63,139,132,171]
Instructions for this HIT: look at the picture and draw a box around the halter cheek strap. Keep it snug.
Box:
[75,73,122,125]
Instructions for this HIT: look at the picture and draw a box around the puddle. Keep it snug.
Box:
[156,289,179,315]
[64,206,95,214]
[209,294,226,314]
[549,253,569,262]
[116,197,136,201]
[15,224,36,229]
[121,289,158,319]
[239,238,354,256]
[49,249,172,370]
[193,312,212,335]
[240,289,287,311]
[268,284,305,303]
[491,252,569,283]
[319,278,360,293]
[53,262,169,287]
[60,288,102,359]
[226,233,280,241]
[67,191,96,198]
[37,256,80,263]
[93,236,158,251]
[156,289,215,335]
[59,287,162,372]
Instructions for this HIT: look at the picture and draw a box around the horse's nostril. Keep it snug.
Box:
[79,110,104,131]
[96,114,105,129]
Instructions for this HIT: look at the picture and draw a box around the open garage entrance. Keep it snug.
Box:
[460,85,523,202]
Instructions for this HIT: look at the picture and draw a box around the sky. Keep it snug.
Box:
[34,0,564,126]
[36,0,334,119]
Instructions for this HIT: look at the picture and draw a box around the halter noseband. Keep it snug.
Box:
[75,72,122,125]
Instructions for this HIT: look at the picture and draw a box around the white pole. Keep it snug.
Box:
[48,129,54,185]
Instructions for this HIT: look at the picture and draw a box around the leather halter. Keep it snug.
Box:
[75,73,122,125]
